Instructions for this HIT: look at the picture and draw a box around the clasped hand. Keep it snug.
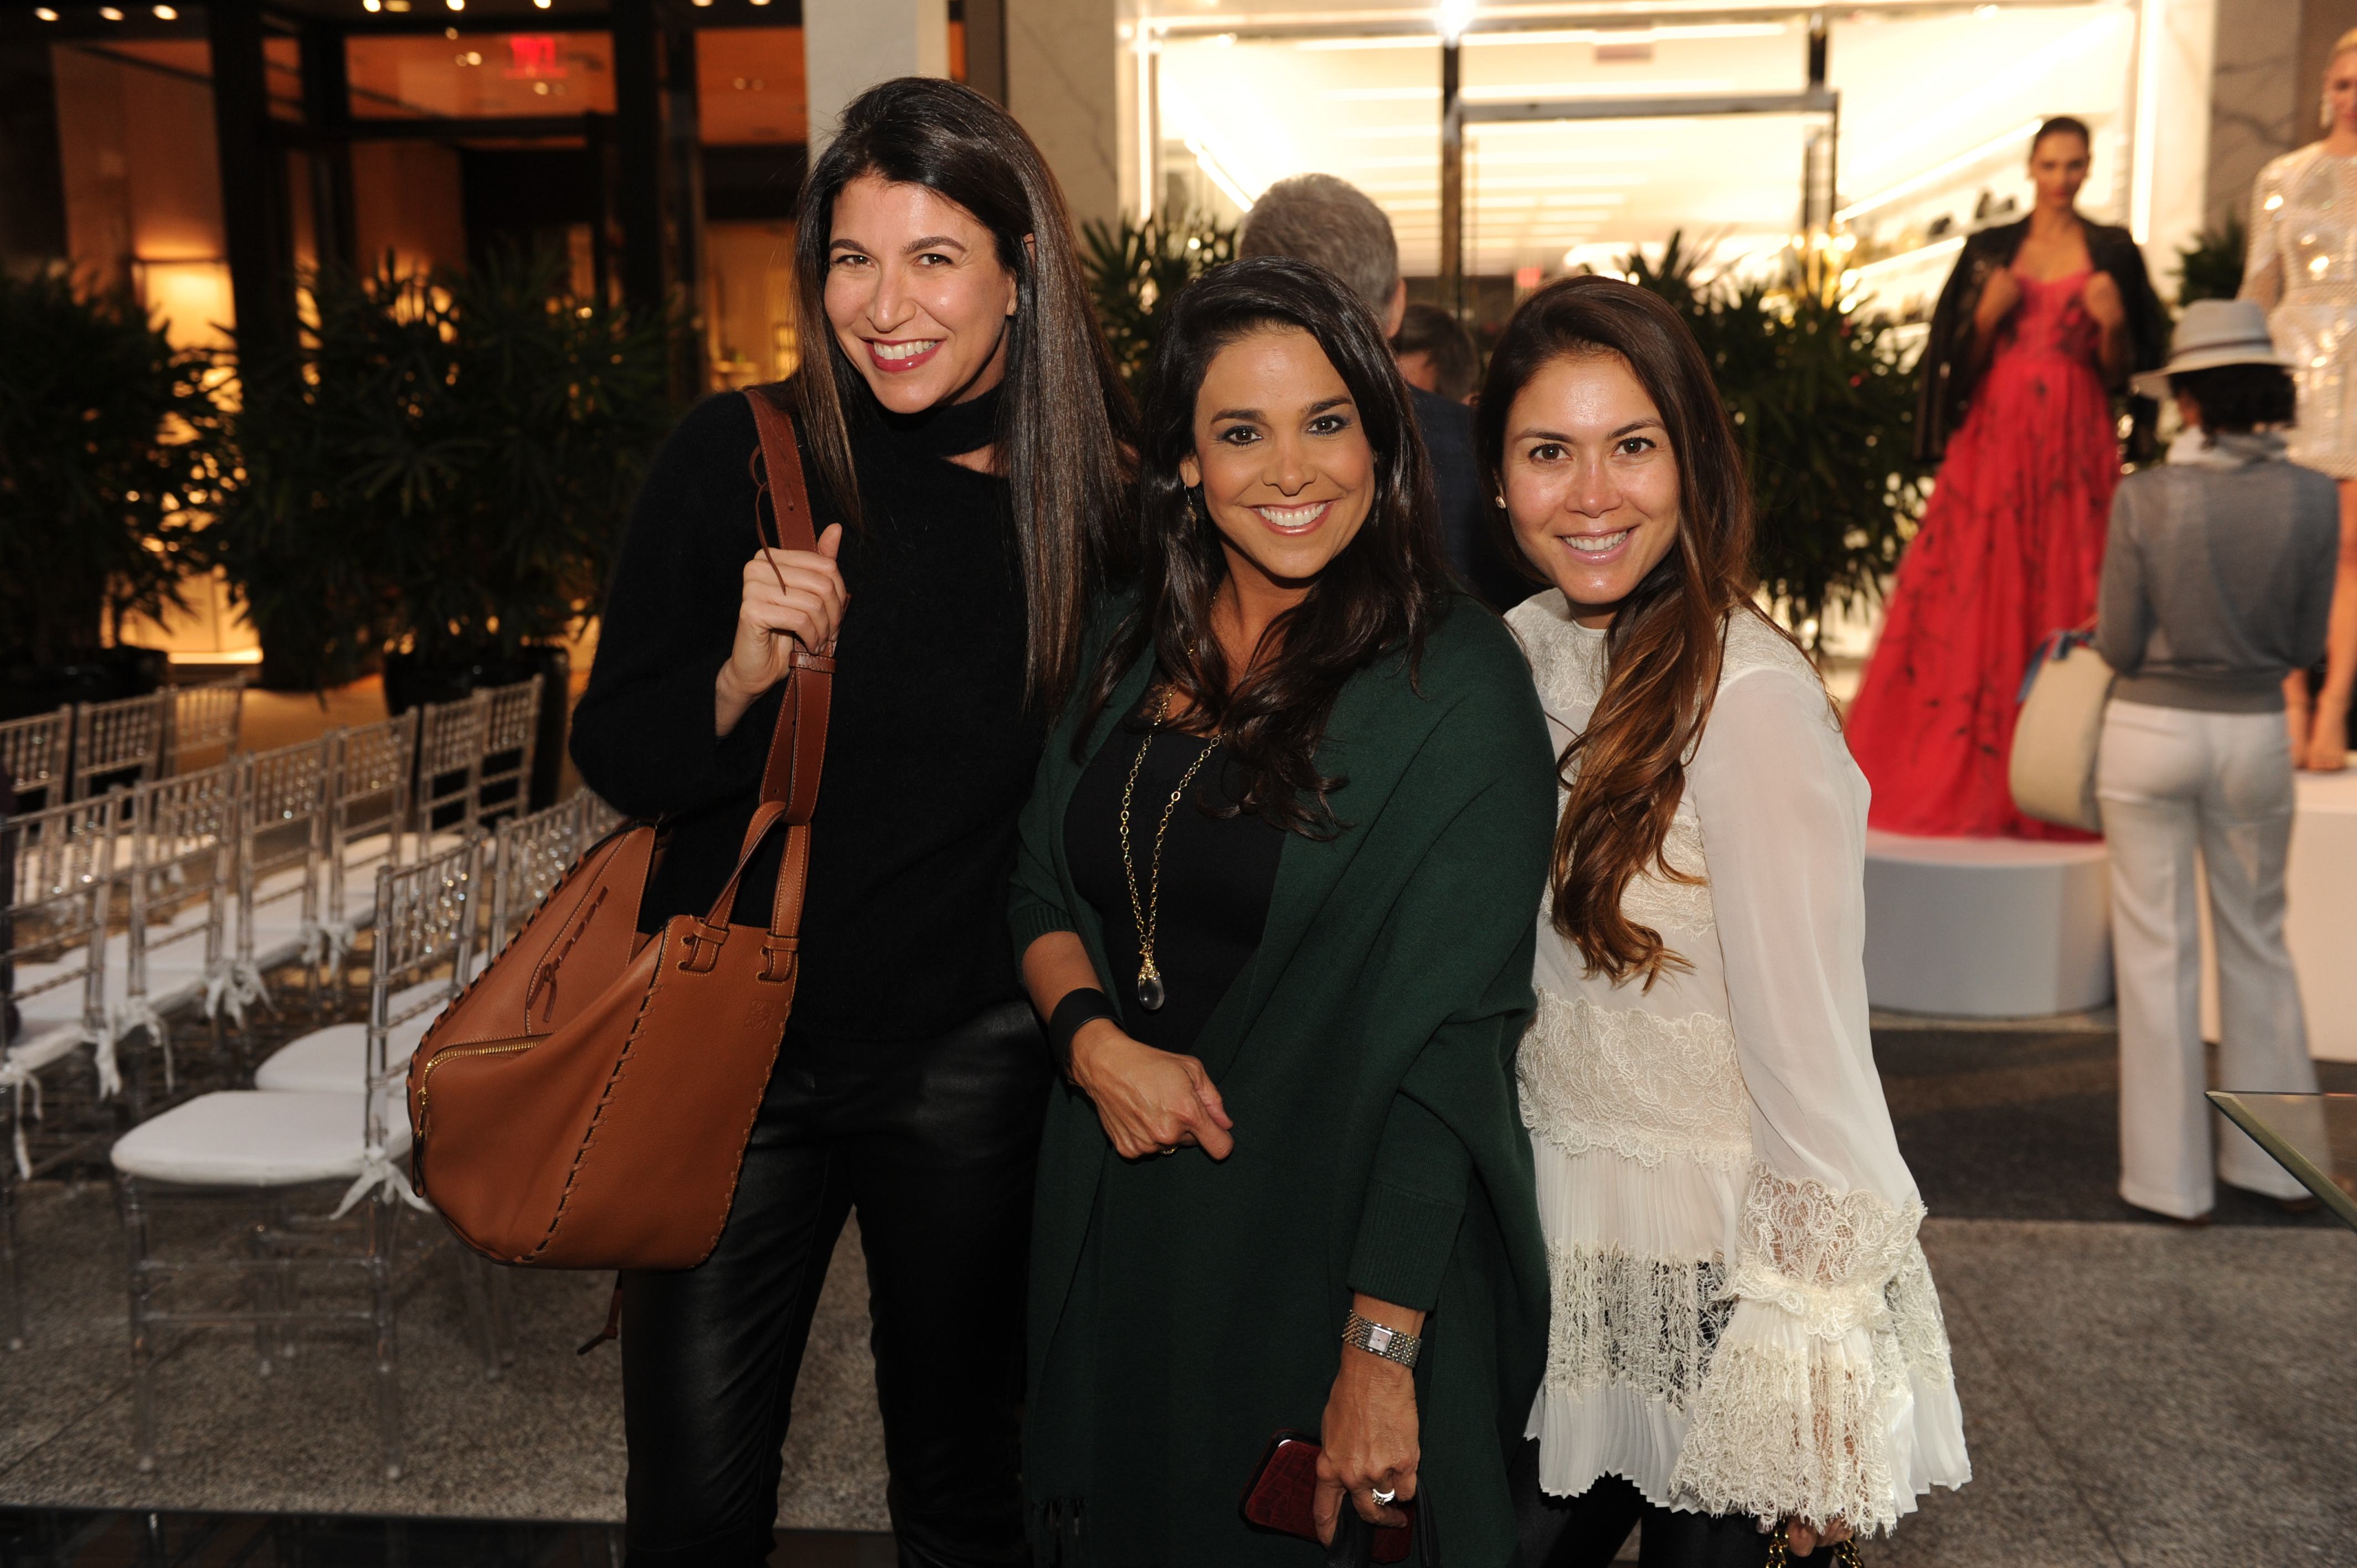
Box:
[1068,1019,1234,1160]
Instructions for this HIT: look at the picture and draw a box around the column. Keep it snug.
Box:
[1004,0,1129,234]
[613,0,667,319]
[2129,0,2221,293]
[207,0,294,360]
[804,0,951,154]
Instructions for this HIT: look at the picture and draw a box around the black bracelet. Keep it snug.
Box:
[1047,987,1119,1080]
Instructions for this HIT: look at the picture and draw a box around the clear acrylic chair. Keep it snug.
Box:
[233,737,332,1023]
[116,762,241,1098]
[69,690,170,802]
[167,677,248,775]
[321,713,418,988]
[475,677,543,829]
[485,790,608,955]
[2,795,119,1350]
[110,837,490,1478]
[412,694,488,855]
[0,706,72,812]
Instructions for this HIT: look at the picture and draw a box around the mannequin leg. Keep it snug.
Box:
[2299,479,2357,771]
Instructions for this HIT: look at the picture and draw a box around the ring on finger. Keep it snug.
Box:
[1371,1486,1396,1506]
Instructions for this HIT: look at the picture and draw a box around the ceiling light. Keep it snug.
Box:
[152,3,177,16]
[100,6,124,18]
[35,4,58,16]
[446,0,464,10]
[534,0,552,7]
[363,0,382,10]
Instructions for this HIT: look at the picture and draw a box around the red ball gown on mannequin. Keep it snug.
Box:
[1846,270,2117,839]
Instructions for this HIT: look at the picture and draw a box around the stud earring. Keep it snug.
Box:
[1492,493,1507,509]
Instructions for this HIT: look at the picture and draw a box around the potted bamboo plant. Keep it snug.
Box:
[212,248,677,801]
[0,270,227,718]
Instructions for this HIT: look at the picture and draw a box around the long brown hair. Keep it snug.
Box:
[792,78,1136,713]
[1078,256,1454,837]
[1476,275,1762,987]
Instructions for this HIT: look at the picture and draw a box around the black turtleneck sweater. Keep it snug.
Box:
[570,382,1041,1055]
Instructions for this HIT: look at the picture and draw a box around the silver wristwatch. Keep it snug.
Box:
[1341,1311,1422,1369]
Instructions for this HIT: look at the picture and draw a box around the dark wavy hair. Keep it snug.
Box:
[1477,275,1780,988]
[793,78,1136,712]
[1077,256,1454,837]
[2173,363,2297,437]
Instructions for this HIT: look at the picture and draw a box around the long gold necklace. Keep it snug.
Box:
[1119,691,1215,1013]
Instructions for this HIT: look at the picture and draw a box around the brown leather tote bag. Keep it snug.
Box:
[406,388,831,1271]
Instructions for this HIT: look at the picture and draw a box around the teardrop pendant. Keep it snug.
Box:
[1137,967,1167,1013]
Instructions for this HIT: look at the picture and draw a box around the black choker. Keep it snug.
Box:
[876,383,1004,460]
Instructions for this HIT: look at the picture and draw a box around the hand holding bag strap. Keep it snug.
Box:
[742,387,835,823]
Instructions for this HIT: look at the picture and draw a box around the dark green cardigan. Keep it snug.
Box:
[1011,597,1555,1567]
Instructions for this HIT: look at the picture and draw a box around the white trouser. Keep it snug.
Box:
[2096,700,2319,1218]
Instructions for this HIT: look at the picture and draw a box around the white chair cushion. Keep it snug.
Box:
[111,1090,408,1186]
[251,981,449,1094]
[3,1022,93,1077]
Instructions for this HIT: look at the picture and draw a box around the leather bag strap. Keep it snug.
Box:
[743,388,835,823]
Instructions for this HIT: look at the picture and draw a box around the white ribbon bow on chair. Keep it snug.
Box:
[330,1142,434,1219]
[301,918,359,973]
[203,957,270,1030]
[0,1058,42,1180]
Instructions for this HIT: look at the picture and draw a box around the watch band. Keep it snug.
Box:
[1341,1311,1422,1369]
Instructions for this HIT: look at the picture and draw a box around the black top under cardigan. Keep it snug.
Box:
[569,383,1043,1051]
[1913,215,2170,464]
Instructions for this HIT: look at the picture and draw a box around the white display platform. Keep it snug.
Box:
[2201,768,2357,1062]
[1864,831,2114,1018]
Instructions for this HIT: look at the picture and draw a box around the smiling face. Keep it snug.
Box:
[1500,350,1682,628]
[824,173,1020,413]
[2028,130,2091,214]
[1178,326,1377,606]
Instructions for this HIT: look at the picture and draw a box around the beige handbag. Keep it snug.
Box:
[2008,630,2115,832]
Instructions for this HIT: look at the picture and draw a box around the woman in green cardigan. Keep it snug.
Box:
[1011,256,1556,1566]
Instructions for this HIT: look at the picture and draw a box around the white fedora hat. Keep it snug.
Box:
[2131,298,2291,399]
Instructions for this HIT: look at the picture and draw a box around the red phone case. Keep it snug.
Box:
[1241,1431,1413,1563]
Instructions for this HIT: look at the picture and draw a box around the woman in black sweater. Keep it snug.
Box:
[569,79,1133,1567]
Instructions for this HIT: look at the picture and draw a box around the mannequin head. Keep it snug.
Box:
[2324,31,2357,137]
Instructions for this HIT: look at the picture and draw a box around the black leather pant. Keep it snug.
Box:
[620,1000,1049,1567]
[1512,1442,1839,1568]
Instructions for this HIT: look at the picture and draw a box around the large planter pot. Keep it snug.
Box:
[0,646,169,723]
[382,645,571,812]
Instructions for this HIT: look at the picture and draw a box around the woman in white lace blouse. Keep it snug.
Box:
[1475,276,1971,1566]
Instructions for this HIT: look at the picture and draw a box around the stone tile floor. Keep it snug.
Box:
[3,1010,2351,1565]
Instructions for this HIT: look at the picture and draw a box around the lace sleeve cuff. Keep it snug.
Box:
[1668,1169,1970,1535]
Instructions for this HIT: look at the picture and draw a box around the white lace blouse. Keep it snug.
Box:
[1506,592,1970,1535]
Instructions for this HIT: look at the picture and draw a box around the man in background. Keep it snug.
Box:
[1393,302,1480,405]
[1237,175,1527,610]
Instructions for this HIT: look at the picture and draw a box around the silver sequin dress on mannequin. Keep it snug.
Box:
[2244,145,2357,478]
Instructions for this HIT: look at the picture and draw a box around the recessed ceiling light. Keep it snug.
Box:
[100,6,125,18]
[363,0,381,10]
[446,0,464,10]
[35,5,59,17]
[153,3,178,15]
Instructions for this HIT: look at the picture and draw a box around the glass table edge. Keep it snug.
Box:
[2206,1090,2357,1233]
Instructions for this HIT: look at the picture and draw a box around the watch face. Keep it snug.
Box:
[1366,1324,1395,1353]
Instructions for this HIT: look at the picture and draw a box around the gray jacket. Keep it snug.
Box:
[2094,434,2339,712]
